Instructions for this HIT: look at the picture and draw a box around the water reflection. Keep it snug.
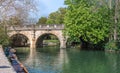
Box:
[15,47,30,62]
[63,51,108,73]
[17,47,69,73]
[16,47,120,73]
[105,52,120,73]
[23,48,38,68]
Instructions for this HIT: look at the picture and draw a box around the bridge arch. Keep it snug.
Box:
[7,25,66,49]
[36,33,60,48]
[8,31,31,41]
[9,32,30,47]
[35,30,66,48]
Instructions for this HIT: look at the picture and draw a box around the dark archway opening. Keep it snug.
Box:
[10,34,30,48]
[36,33,60,48]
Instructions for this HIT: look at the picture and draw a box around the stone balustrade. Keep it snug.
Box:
[7,24,64,31]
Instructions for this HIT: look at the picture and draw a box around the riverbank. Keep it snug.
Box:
[0,46,16,73]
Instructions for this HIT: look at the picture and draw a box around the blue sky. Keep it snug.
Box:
[33,0,66,19]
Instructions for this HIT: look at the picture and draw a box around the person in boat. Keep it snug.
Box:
[4,47,10,56]
[10,54,18,60]
[7,47,28,73]
[11,59,25,73]
[8,47,18,62]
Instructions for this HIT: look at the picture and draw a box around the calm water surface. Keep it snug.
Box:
[15,47,120,73]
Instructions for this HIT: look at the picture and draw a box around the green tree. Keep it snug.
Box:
[46,7,66,24]
[0,0,37,46]
[0,25,10,46]
[64,0,110,47]
[112,0,119,41]
[105,0,120,50]
[37,17,47,24]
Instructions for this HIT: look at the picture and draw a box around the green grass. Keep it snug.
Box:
[43,40,59,43]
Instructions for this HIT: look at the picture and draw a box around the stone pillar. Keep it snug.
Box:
[60,39,66,49]
[30,38,36,49]
[30,25,36,49]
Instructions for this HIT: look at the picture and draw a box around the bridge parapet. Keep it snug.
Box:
[35,24,64,30]
[7,24,66,49]
[7,24,64,31]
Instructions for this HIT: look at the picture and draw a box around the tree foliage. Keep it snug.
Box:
[64,0,110,44]
[0,0,37,46]
[46,7,66,24]
[36,7,66,25]
[0,0,37,25]
[0,25,10,46]
[37,17,47,24]
[8,16,22,25]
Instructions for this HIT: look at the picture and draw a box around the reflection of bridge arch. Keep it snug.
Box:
[23,48,69,72]
[36,33,60,48]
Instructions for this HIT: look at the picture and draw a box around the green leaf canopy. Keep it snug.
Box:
[64,0,110,44]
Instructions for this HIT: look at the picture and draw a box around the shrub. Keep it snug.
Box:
[104,40,119,51]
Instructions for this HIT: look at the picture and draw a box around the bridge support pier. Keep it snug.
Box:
[60,39,66,49]
[30,38,36,49]
[60,45,66,49]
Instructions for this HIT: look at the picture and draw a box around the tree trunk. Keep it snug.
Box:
[109,0,112,9]
[114,0,119,41]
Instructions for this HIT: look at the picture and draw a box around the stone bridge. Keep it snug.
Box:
[7,24,66,49]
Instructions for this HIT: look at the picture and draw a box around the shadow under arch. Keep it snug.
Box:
[36,33,60,48]
[10,33,30,48]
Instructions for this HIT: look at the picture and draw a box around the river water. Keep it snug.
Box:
[16,47,120,73]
